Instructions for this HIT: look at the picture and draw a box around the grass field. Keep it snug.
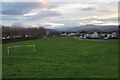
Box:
[2,37,118,78]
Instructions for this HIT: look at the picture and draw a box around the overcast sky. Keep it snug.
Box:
[1,0,119,29]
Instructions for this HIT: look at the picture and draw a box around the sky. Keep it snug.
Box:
[1,0,119,29]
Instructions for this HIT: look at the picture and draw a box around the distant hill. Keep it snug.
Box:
[46,29,59,32]
[54,25,118,32]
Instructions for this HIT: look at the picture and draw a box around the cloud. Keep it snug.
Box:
[47,3,61,9]
[36,23,64,29]
[2,2,49,15]
[10,22,38,28]
[82,7,99,11]
[2,15,23,20]
[2,1,118,29]
[27,10,62,20]
[10,22,64,29]
[84,17,118,22]
[2,0,119,2]
[10,22,26,28]
[100,17,118,21]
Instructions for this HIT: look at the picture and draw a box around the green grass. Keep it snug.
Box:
[2,37,118,78]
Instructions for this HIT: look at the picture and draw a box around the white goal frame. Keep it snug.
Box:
[7,45,36,55]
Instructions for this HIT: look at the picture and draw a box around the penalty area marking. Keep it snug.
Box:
[7,45,36,55]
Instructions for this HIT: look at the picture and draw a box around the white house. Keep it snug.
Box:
[67,33,76,36]
[61,33,67,36]
[107,34,111,38]
[85,33,92,38]
[92,32,99,38]
[85,33,89,37]
[70,33,75,36]
[111,32,116,38]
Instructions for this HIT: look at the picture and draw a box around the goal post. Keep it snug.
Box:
[7,45,36,55]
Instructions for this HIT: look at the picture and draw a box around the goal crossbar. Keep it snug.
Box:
[7,45,36,55]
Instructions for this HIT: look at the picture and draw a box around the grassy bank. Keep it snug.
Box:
[2,37,118,78]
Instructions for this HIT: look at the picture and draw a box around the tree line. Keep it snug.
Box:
[2,25,47,43]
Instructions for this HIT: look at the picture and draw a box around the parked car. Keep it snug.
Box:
[83,36,86,39]
[80,36,83,39]
[103,37,108,40]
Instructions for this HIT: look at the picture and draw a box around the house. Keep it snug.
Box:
[61,32,67,36]
[101,33,106,37]
[85,33,89,38]
[76,32,80,36]
[88,34,93,38]
[111,32,116,38]
[92,32,99,38]
[79,31,86,36]
[69,32,76,36]
[107,33,111,38]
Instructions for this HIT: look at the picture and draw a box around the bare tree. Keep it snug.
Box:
[2,26,47,42]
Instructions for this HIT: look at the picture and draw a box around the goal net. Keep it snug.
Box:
[7,45,36,55]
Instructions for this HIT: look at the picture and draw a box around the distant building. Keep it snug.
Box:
[68,33,75,36]
[101,33,106,37]
[60,31,118,39]
[92,32,99,38]
[107,33,111,38]
[61,32,67,36]
[85,33,89,38]
[111,32,116,38]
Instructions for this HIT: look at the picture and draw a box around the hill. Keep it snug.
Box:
[55,25,118,32]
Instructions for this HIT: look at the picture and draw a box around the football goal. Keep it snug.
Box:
[7,45,36,55]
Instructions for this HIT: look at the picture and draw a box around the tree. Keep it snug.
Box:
[2,25,47,42]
